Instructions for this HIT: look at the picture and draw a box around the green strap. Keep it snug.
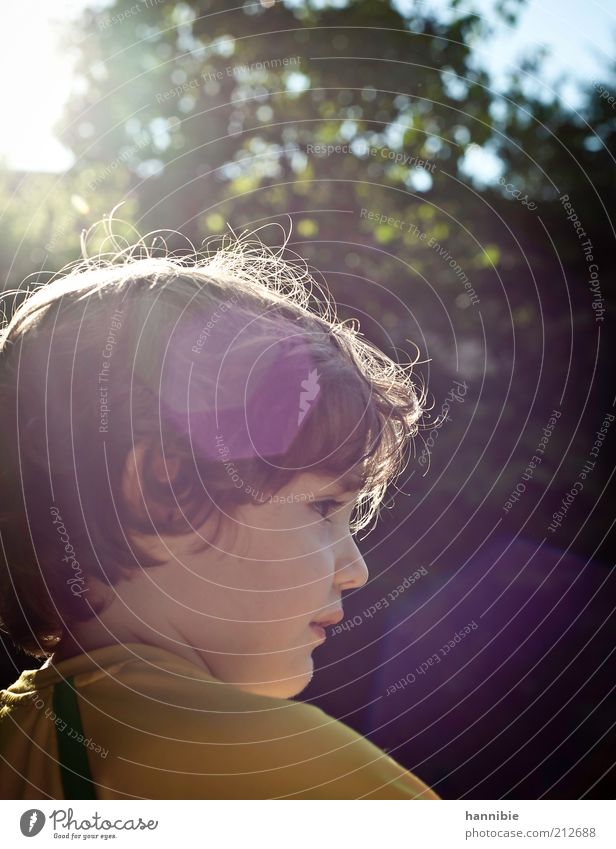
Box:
[53,677,97,799]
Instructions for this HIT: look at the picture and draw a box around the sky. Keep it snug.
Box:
[422,0,615,100]
[1,0,614,173]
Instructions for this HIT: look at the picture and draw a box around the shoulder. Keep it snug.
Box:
[78,657,438,799]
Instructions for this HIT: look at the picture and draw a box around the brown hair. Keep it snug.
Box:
[0,225,427,657]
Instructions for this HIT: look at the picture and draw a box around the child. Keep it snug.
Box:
[0,225,438,799]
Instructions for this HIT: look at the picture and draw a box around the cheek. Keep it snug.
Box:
[240,519,334,583]
[199,508,336,620]
[258,563,334,619]
[245,550,335,630]
[234,497,338,557]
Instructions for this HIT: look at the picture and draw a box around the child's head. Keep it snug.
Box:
[0,227,426,696]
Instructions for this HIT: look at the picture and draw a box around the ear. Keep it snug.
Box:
[121,440,182,524]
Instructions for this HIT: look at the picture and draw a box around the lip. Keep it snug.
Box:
[310,607,344,628]
[309,608,344,642]
[309,623,328,642]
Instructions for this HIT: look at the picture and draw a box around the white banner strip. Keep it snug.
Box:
[1,799,614,847]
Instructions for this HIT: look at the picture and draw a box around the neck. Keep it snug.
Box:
[51,619,211,675]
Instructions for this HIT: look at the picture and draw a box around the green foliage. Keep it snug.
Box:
[0,0,613,553]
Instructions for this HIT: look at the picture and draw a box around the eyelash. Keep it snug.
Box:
[312,498,344,523]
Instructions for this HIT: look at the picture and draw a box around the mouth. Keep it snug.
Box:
[309,609,344,642]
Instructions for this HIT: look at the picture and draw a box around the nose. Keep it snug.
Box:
[334,533,369,591]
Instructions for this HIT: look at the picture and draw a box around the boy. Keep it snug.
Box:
[0,228,438,799]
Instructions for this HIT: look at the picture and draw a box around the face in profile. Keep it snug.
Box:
[105,469,369,699]
[175,471,369,699]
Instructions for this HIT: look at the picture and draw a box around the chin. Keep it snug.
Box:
[278,655,315,698]
[235,658,314,699]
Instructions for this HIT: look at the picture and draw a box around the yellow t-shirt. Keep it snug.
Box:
[0,642,439,800]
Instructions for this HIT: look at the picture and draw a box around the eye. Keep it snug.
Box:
[312,498,344,523]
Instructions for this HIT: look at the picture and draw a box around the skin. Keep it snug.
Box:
[52,449,369,699]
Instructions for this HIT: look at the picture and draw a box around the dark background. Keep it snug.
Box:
[1,0,615,799]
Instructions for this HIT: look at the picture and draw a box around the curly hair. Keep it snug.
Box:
[0,221,427,657]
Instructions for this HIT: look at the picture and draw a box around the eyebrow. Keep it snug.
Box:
[333,471,366,494]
